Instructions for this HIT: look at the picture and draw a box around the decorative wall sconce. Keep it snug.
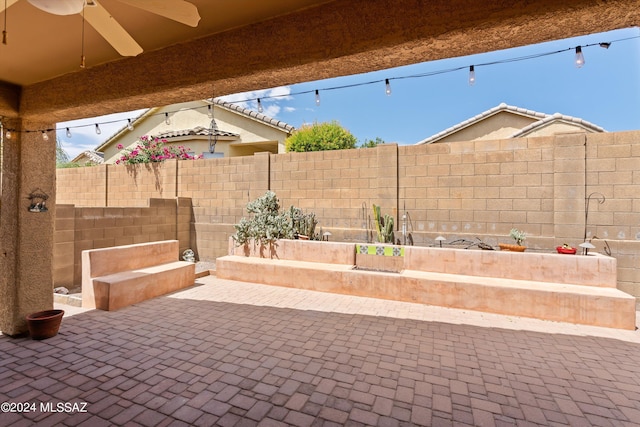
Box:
[27,189,49,213]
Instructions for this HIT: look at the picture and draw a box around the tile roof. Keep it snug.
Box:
[213,99,295,133]
[71,150,104,164]
[154,126,238,139]
[510,112,606,138]
[416,103,605,145]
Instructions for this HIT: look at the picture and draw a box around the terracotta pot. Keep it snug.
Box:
[25,309,64,340]
[498,243,526,252]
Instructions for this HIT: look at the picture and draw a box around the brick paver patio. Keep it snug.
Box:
[1,276,640,426]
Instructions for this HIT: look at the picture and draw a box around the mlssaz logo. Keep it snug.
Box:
[40,402,88,413]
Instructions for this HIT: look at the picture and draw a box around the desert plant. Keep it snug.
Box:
[372,204,395,243]
[232,192,320,246]
[286,206,319,239]
[509,228,526,246]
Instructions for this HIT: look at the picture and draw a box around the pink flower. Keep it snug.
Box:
[117,144,124,149]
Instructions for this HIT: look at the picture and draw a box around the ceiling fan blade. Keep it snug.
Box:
[84,1,143,57]
[116,0,200,27]
[0,0,20,13]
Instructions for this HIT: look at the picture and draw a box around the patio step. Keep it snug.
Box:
[216,255,636,330]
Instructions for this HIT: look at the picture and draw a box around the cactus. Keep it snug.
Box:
[372,204,395,243]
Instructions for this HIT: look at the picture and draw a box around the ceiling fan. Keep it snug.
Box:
[1,0,201,57]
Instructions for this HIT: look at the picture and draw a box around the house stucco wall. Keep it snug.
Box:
[100,101,290,163]
[56,130,640,301]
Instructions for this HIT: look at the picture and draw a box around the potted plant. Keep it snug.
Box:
[499,228,527,252]
[556,243,577,255]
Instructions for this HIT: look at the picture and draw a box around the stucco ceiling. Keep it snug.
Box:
[0,0,334,86]
[1,0,639,124]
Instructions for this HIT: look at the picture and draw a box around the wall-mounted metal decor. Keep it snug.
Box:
[27,188,49,213]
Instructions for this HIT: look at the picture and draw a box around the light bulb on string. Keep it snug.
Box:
[66,128,72,138]
[468,65,476,86]
[207,105,213,119]
[575,46,585,68]
[5,130,11,140]
[127,119,134,131]
[41,131,49,141]
[95,124,101,135]
[165,112,171,125]
[385,79,392,96]
[315,90,320,106]
[257,98,263,113]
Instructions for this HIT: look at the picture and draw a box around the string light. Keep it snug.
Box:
[41,131,49,141]
[127,119,134,131]
[257,98,263,113]
[165,112,171,125]
[207,104,213,118]
[468,65,476,86]
[385,78,392,96]
[575,46,585,68]
[66,127,72,138]
[5,35,631,138]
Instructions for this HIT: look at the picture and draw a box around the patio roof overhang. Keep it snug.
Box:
[1,0,639,123]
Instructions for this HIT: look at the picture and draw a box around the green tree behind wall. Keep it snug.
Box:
[285,121,357,152]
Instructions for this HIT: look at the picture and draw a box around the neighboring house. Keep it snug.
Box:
[70,150,104,166]
[95,99,295,164]
[416,103,605,145]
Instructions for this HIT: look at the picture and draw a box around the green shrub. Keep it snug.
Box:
[285,121,357,152]
[232,191,320,246]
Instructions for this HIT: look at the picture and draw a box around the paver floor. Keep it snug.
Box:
[1,276,640,426]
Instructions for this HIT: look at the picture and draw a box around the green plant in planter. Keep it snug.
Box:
[286,206,319,239]
[509,228,526,246]
[232,191,320,246]
[372,204,395,244]
[232,191,291,246]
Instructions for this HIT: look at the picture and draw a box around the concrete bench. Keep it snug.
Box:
[82,240,195,311]
[216,239,636,329]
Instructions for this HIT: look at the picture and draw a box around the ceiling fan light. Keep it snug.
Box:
[27,0,86,16]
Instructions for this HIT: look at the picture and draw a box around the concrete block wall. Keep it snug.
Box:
[55,130,640,299]
[53,198,191,289]
[399,137,556,246]
[108,161,178,207]
[177,155,267,260]
[270,146,383,242]
[56,165,107,207]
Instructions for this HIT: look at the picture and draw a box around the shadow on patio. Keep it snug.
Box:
[1,277,640,426]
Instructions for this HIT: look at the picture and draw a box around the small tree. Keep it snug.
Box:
[359,137,385,148]
[56,139,81,168]
[285,121,357,152]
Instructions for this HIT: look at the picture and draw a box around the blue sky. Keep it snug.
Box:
[59,27,640,159]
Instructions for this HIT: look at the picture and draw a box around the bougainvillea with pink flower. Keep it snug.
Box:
[115,136,201,164]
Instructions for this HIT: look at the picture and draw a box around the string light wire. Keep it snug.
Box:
[3,35,637,138]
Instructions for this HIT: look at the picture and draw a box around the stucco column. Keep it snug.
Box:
[0,119,56,336]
